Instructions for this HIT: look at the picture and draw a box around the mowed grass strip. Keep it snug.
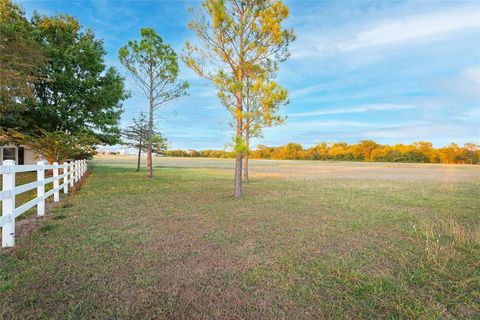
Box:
[0,159,479,319]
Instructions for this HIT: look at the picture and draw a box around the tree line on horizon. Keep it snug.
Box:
[164,141,480,164]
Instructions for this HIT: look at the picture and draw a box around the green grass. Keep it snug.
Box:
[1,157,479,319]
[0,171,58,221]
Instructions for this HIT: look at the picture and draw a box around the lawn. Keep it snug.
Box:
[1,156,479,319]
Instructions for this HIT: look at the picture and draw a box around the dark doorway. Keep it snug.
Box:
[18,147,24,165]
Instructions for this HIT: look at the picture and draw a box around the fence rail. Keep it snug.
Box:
[0,159,87,248]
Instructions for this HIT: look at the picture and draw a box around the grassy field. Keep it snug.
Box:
[1,155,479,319]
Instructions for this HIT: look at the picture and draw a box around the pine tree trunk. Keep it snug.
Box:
[243,131,249,183]
[234,115,243,197]
[147,143,152,177]
[243,155,249,182]
[147,67,154,178]
[234,6,244,198]
[234,91,243,198]
[147,114,153,178]
[234,154,243,198]
[136,138,142,172]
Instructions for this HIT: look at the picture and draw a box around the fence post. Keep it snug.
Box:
[2,160,15,247]
[74,160,78,183]
[73,161,76,184]
[53,162,59,202]
[37,160,45,216]
[80,160,83,178]
[69,161,74,188]
[63,162,69,194]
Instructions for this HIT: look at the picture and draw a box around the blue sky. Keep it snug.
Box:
[19,0,480,149]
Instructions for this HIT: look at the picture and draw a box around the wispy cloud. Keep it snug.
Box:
[340,7,480,51]
[455,108,480,121]
[279,120,370,130]
[289,104,416,117]
[290,83,324,98]
[464,66,480,85]
[433,66,480,104]
[292,6,480,59]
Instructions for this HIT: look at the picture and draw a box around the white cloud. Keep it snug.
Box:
[279,120,370,130]
[292,6,480,59]
[340,7,480,51]
[289,104,416,117]
[455,108,480,121]
[464,66,480,85]
[290,83,324,98]
[461,66,480,99]
[435,66,480,103]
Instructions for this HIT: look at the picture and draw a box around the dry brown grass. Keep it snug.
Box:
[98,154,480,182]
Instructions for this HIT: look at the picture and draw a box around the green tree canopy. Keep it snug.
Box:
[16,14,128,144]
[0,0,45,121]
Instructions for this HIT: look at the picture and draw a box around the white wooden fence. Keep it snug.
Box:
[0,159,87,248]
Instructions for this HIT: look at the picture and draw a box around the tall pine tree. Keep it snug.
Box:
[184,0,294,197]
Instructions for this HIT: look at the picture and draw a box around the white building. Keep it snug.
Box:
[0,144,37,165]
